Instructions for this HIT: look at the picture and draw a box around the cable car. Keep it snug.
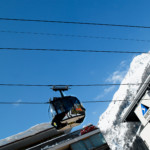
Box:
[50,86,86,130]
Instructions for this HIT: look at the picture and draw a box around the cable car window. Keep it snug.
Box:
[74,99,80,104]
[50,104,57,117]
[73,99,83,112]
[62,98,73,112]
[53,100,65,114]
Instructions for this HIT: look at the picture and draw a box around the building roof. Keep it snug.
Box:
[0,123,71,150]
[27,125,108,150]
[122,75,150,122]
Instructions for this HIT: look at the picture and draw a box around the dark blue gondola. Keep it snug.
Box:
[50,86,86,130]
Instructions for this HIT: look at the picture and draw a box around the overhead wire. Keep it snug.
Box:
[0,99,150,104]
[82,99,145,103]
[0,82,149,87]
[0,17,150,29]
[1,30,150,43]
[0,47,149,54]
[0,18,149,104]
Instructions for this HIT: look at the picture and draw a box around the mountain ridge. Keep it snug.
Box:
[98,53,150,149]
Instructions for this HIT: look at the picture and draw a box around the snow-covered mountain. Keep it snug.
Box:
[98,53,150,150]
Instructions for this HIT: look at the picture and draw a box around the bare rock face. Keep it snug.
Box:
[98,53,150,150]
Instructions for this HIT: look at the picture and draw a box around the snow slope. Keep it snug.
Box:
[98,53,150,150]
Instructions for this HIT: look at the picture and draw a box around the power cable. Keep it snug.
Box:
[0,47,148,54]
[82,100,134,103]
[0,99,150,104]
[0,83,149,87]
[1,30,150,43]
[0,17,150,29]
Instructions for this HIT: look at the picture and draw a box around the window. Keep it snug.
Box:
[71,141,87,150]
[62,98,73,111]
[89,133,106,147]
[54,100,65,114]
[83,138,93,149]
[71,133,107,150]
[50,104,57,117]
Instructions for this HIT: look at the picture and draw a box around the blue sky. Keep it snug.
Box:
[1,0,150,139]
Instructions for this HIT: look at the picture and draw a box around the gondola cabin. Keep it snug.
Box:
[50,86,86,130]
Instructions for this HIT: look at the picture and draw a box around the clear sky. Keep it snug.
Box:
[1,0,150,139]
